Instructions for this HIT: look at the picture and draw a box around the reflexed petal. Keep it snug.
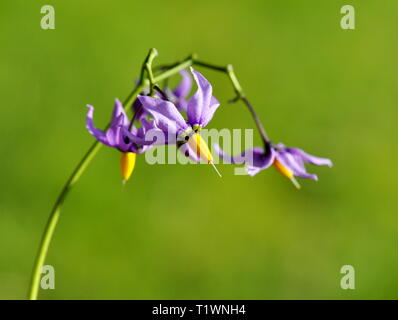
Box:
[214,145,275,173]
[140,118,158,135]
[286,148,333,167]
[111,98,129,128]
[86,105,109,146]
[199,96,220,128]
[173,69,192,99]
[106,113,125,147]
[113,126,130,152]
[120,126,157,146]
[187,67,213,127]
[132,98,146,120]
[135,118,171,146]
[251,147,275,168]
[138,95,188,135]
[141,118,171,145]
[168,85,189,112]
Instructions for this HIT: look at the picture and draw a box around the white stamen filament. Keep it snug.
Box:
[210,161,222,178]
[290,176,301,189]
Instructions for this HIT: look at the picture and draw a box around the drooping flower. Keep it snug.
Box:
[86,99,155,182]
[137,67,221,176]
[214,143,332,188]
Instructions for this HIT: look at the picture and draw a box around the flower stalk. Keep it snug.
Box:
[28,49,196,300]
[27,49,278,300]
[192,59,271,150]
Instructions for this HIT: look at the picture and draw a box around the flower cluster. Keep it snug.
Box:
[86,67,220,181]
[86,63,332,188]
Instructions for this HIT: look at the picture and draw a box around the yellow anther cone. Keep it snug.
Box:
[273,159,300,189]
[273,159,293,179]
[187,133,221,177]
[120,152,136,182]
[187,133,213,163]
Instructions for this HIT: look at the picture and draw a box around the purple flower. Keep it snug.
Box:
[137,67,221,176]
[138,67,220,137]
[86,99,156,181]
[86,99,155,153]
[215,143,332,188]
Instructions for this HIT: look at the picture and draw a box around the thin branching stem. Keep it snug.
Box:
[28,51,270,300]
[192,59,271,149]
[27,50,193,300]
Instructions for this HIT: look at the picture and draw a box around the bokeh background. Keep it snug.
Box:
[1,0,397,299]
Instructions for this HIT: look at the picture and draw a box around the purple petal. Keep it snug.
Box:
[251,147,275,169]
[122,120,158,146]
[138,118,173,146]
[177,100,188,112]
[168,85,189,112]
[199,96,220,128]
[186,67,213,127]
[120,127,154,146]
[130,144,150,154]
[286,148,333,167]
[214,145,275,174]
[140,118,157,135]
[86,105,109,146]
[113,126,131,152]
[106,113,126,147]
[111,99,129,128]
[173,69,192,99]
[138,95,188,135]
[132,98,146,120]
[275,151,318,180]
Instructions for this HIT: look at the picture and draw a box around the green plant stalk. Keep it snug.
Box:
[192,59,271,148]
[27,50,193,300]
[28,51,270,300]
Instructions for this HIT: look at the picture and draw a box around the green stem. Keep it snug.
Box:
[192,59,271,148]
[144,49,158,96]
[28,51,269,300]
[27,50,193,300]
[27,140,102,300]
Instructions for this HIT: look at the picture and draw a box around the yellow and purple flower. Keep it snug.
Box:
[215,143,332,188]
[138,67,221,175]
[86,99,155,181]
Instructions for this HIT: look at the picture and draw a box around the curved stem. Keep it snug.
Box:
[27,140,102,300]
[144,48,158,96]
[27,85,141,300]
[192,59,271,149]
[27,51,193,300]
[28,51,271,300]
[241,96,271,151]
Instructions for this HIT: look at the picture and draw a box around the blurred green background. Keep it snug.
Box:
[1,0,397,299]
